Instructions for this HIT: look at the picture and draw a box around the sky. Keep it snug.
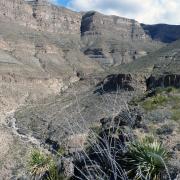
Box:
[50,0,180,24]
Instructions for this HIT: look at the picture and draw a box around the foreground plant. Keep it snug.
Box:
[28,149,52,177]
[28,149,66,180]
[123,137,169,180]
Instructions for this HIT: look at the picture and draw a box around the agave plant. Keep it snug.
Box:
[122,137,169,180]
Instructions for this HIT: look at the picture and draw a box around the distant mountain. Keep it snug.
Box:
[142,24,180,43]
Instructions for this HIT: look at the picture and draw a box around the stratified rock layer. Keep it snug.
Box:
[0,0,81,34]
[0,0,180,178]
[80,11,161,65]
[81,11,149,40]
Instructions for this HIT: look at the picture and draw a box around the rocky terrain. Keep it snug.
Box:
[0,0,180,179]
[142,24,180,43]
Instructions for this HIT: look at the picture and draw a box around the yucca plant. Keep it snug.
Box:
[28,149,66,180]
[122,137,169,180]
[28,149,53,177]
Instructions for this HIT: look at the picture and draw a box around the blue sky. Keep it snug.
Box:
[57,0,69,6]
[50,0,180,24]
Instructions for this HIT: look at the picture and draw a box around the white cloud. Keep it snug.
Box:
[67,0,180,24]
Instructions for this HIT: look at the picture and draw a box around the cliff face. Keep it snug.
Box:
[0,0,36,26]
[81,11,149,41]
[0,0,82,34]
[80,11,162,65]
[0,0,163,66]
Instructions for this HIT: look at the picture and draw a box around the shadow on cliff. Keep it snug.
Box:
[94,74,134,94]
[146,74,180,90]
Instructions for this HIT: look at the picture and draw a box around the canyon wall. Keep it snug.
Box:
[0,0,81,34]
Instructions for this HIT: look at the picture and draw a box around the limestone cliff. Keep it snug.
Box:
[81,11,149,41]
[0,0,81,34]
[80,11,162,65]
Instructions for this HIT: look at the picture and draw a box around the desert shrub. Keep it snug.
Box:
[129,95,144,106]
[155,87,177,94]
[172,102,180,110]
[122,137,169,180]
[142,94,168,111]
[28,149,53,177]
[132,87,180,111]
[74,131,169,180]
[57,146,66,157]
[47,163,66,180]
[172,110,180,121]
[156,125,174,135]
[28,149,65,180]
[73,110,170,180]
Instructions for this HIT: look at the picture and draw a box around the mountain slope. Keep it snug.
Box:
[0,0,81,34]
[80,11,162,65]
[142,24,180,43]
[0,0,180,178]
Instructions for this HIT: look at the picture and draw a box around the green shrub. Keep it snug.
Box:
[156,87,179,94]
[172,110,180,121]
[57,146,66,157]
[47,163,66,180]
[28,149,53,176]
[123,137,169,180]
[142,95,168,111]
[28,149,66,179]
[130,87,180,111]
[129,95,144,106]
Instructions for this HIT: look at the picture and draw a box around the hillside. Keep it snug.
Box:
[0,0,180,179]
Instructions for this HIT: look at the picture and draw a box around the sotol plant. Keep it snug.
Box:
[122,137,169,180]
[28,149,52,177]
[28,149,66,180]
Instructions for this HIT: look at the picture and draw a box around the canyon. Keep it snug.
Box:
[0,0,180,179]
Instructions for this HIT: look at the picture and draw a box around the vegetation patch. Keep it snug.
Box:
[123,137,169,180]
[28,149,52,176]
[131,87,180,112]
[141,94,168,111]
[28,149,66,180]
[172,110,180,122]
[155,87,180,94]
[156,124,174,135]
[57,146,66,157]
[73,120,170,180]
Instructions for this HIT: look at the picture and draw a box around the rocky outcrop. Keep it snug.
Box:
[81,11,149,40]
[0,0,81,34]
[94,74,134,94]
[80,11,162,65]
[147,74,180,89]
[94,72,149,94]
[0,1,163,66]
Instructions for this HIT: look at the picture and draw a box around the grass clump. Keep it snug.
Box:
[171,110,180,121]
[169,91,180,122]
[155,87,178,94]
[28,149,53,177]
[123,137,169,180]
[47,164,66,180]
[142,94,168,111]
[28,149,66,180]
[57,146,66,157]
